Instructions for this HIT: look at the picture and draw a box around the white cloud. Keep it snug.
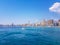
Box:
[49,2,60,13]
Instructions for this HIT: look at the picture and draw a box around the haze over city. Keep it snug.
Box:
[0,0,60,25]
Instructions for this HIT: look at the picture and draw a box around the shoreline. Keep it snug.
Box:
[0,25,60,28]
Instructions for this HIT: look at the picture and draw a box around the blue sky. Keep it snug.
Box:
[0,0,60,24]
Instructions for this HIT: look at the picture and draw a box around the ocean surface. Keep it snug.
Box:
[0,27,60,45]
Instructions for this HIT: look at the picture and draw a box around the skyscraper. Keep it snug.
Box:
[47,19,54,26]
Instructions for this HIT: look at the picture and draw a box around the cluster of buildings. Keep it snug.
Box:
[0,23,21,27]
[21,19,60,27]
[0,19,60,27]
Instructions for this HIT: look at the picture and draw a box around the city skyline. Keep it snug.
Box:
[0,0,60,24]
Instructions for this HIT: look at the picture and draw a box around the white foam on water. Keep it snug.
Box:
[22,28,25,30]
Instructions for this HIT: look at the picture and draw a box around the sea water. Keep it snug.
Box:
[0,27,60,45]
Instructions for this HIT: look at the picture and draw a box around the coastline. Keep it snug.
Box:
[0,25,60,28]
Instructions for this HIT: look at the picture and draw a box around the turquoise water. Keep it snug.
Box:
[0,27,60,45]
